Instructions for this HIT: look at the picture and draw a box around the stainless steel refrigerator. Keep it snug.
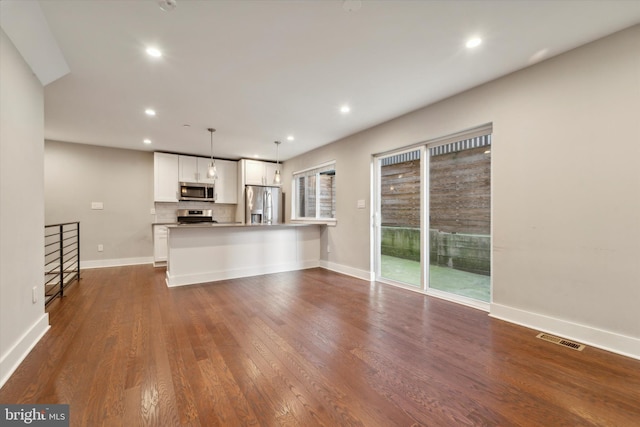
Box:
[245,185,282,224]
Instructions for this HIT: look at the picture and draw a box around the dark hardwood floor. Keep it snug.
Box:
[1,265,639,426]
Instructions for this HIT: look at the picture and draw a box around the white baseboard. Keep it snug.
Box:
[319,260,374,282]
[490,303,640,361]
[0,313,50,389]
[82,256,153,269]
[166,260,320,287]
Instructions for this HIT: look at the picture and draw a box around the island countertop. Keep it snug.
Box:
[166,222,316,229]
[165,223,321,287]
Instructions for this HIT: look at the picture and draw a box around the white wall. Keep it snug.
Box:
[284,25,640,358]
[0,29,49,387]
[44,140,155,267]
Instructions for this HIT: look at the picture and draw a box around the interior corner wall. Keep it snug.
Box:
[44,140,155,267]
[0,29,49,388]
[284,24,640,358]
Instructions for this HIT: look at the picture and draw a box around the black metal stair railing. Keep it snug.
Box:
[44,222,80,305]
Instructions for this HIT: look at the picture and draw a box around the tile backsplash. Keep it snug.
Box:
[154,202,237,223]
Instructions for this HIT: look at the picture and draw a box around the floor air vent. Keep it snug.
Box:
[536,333,585,351]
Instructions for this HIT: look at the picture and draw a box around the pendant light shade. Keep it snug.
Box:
[207,128,217,180]
[207,163,217,179]
[273,141,281,185]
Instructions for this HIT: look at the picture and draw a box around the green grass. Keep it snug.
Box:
[380,255,490,302]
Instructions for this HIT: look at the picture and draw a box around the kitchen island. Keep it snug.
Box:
[165,223,321,287]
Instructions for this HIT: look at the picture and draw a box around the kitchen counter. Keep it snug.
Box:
[166,222,310,228]
[165,223,321,287]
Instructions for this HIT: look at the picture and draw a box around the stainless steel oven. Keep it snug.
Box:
[176,209,216,224]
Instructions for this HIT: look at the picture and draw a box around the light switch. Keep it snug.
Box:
[357,199,366,209]
[91,202,104,210]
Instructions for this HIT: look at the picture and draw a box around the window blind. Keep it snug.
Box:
[429,134,491,157]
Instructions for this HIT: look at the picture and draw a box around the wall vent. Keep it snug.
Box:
[536,333,585,351]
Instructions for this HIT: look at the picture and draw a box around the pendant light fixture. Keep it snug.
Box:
[206,128,217,180]
[273,140,282,185]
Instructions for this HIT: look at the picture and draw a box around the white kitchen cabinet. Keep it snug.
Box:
[153,225,168,266]
[244,159,264,185]
[265,162,279,185]
[154,152,179,202]
[215,159,238,204]
[179,155,216,185]
[244,159,280,186]
[178,155,198,183]
[198,158,216,185]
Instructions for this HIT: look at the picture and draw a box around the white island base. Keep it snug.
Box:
[166,224,321,287]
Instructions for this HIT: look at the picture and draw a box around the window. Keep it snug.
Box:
[292,161,336,221]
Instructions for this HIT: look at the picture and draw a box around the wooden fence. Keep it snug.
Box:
[381,145,490,235]
[380,160,421,227]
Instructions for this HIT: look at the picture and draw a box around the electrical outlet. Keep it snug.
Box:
[98,244,104,252]
[91,202,104,210]
[150,208,156,215]
[357,199,366,209]
[32,286,38,303]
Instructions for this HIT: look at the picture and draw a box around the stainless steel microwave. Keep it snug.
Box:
[179,182,215,201]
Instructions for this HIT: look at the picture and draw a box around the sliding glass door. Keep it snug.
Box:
[375,148,424,288]
[428,136,491,303]
[374,131,491,306]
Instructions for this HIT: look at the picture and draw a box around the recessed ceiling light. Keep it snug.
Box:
[342,0,362,12]
[158,0,177,12]
[145,47,162,58]
[143,139,152,144]
[253,154,259,158]
[145,108,156,116]
[287,135,294,141]
[340,105,351,114]
[466,37,482,49]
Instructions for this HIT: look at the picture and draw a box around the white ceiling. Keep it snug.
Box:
[32,0,640,161]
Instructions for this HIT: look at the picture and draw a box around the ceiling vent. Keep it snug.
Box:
[536,333,585,351]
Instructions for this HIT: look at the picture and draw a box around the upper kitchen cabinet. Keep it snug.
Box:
[243,159,280,186]
[264,162,279,185]
[215,159,238,204]
[176,155,238,204]
[154,153,179,202]
[179,155,215,185]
